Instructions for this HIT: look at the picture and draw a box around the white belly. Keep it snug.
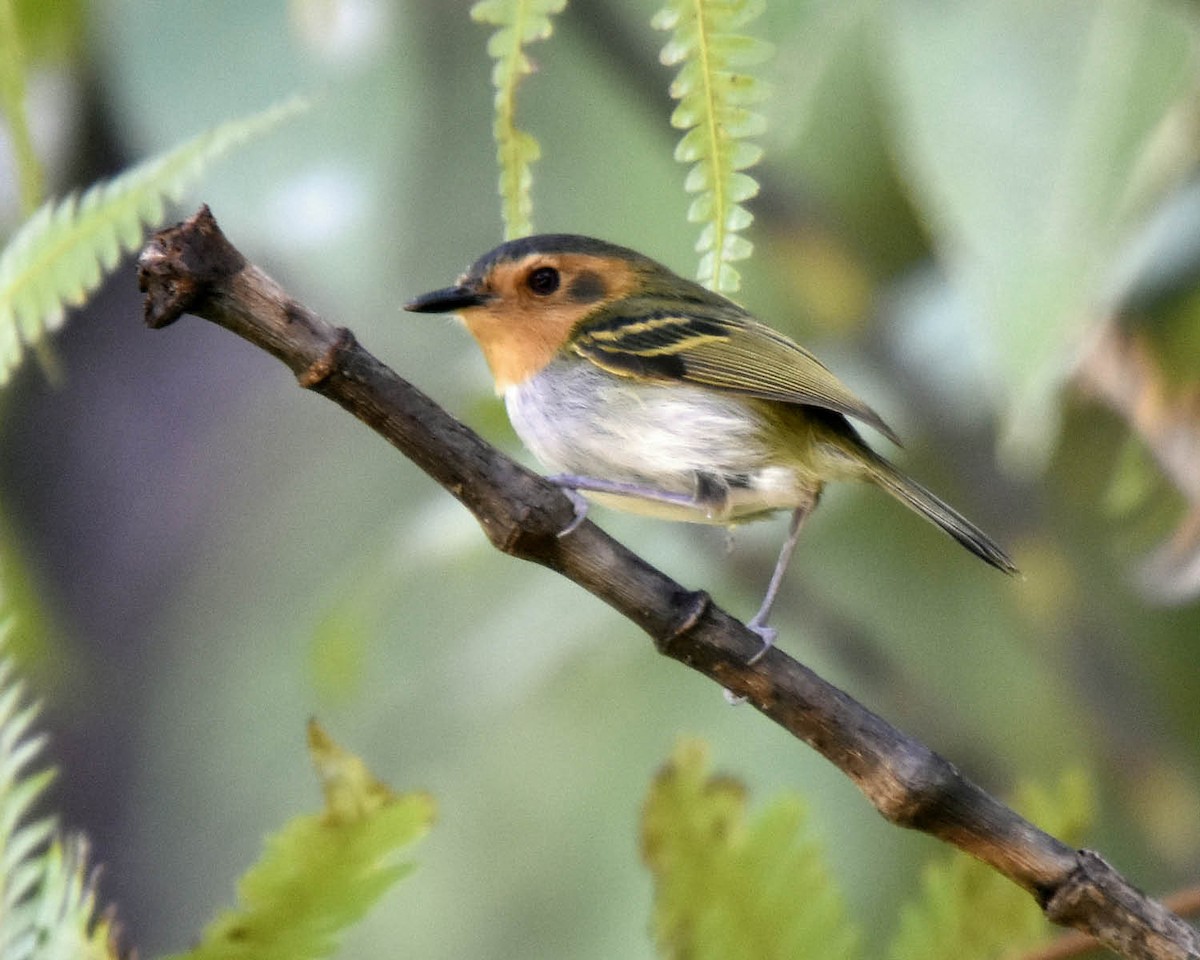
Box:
[504,360,819,523]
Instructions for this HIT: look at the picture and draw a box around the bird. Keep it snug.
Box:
[405,233,1017,655]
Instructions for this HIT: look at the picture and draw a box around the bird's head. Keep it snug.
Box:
[405,234,701,390]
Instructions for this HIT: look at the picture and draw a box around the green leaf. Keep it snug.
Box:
[0,622,119,960]
[471,0,567,240]
[877,0,1200,467]
[653,0,773,293]
[0,96,307,387]
[166,720,435,960]
[887,768,1094,960]
[642,739,858,960]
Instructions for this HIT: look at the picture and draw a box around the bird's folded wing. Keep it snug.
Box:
[572,302,901,446]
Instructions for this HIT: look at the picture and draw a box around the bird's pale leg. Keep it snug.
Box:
[745,503,811,664]
[547,474,700,508]
[722,503,813,705]
[548,475,700,539]
[551,471,811,669]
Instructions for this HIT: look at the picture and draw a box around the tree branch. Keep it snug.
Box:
[1021,886,1200,960]
[137,206,1200,960]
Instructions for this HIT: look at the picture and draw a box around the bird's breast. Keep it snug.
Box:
[504,359,826,523]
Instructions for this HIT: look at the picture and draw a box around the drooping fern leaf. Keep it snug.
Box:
[642,739,858,960]
[166,720,435,960]
[653,0,772,293]
[0,626,119,960]
[471,0,567,240]
[0,96,307,387]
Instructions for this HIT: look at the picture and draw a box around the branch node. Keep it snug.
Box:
[1043,850,1200,959]
[298,326,355,388]
[657,589,712,655]
[874,754,962,830]
[495,502,534,556]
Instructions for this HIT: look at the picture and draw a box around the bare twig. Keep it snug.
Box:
[138,207,1200,960]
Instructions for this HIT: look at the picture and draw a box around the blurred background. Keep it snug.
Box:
[2,0,1200,956]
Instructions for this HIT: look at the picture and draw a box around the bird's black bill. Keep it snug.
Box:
[404,285,490,314]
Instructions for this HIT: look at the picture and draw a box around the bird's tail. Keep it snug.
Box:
[863,451,1018,576]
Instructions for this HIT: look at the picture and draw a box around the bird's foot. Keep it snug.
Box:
[723,619,776,705]
[744,619,776,666]
[556,487,590,538]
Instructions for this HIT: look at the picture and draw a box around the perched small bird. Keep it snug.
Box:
[406,234,1016,651]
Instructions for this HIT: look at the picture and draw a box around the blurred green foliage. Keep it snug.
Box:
[888,768,1094,960]
[11,0,82,62]
[165,722,434,960]
[1,1,1199,958]
[643,739,858,960]
[641,744,1093,960]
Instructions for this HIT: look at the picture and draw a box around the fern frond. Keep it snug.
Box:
[0,624,118,960]
[167,721,435,960]
[0,647,53,955]
[642,739,858,960]
[471,0,567,240]
[653,0,772,293]
[18,838,120,960]
[0,96,307,387]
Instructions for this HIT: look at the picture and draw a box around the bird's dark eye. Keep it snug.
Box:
[527,266,560,296]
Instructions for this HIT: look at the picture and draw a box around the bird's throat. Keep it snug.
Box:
[463,307,581,392]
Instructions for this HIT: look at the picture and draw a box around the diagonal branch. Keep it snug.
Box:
[1019,886,1200,960]
[137,206,1200,960]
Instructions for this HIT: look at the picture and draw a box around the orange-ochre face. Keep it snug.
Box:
[457,252,643,390]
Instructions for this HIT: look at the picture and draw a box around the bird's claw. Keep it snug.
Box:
[745,620,776,666]
[723,620,776,705]
[557,488,590,538]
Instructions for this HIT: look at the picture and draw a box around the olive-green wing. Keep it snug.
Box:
[572,299,901,445]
